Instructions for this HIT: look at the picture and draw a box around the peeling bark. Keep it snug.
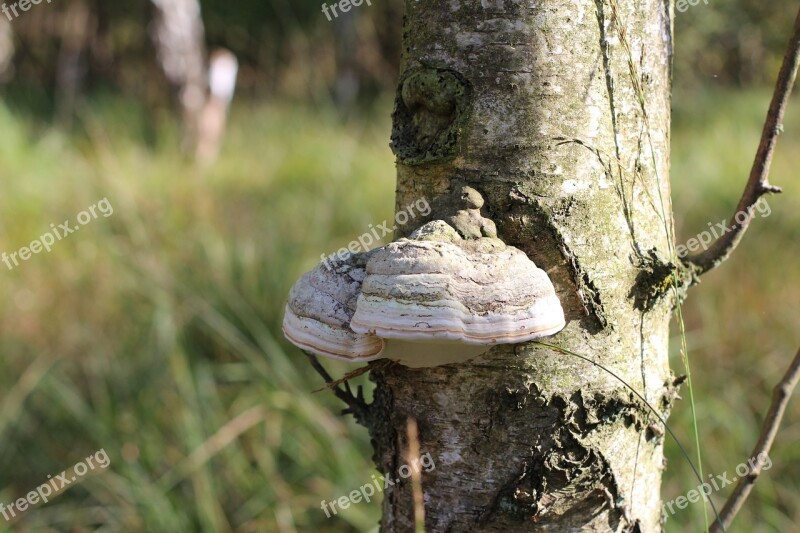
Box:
[363,0,676,531]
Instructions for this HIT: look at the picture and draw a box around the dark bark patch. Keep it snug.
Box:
[629,248,679,311]
[479,431,628,528]
[391,66,472,166]
[366,368,402,475]
[502,187,609,333]
[476,384,654,528]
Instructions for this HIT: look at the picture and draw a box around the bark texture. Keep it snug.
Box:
[365,0,677,531]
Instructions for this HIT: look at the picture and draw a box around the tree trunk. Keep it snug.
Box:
[55,0,91,127]
[149,0,207,152]
[365,0,676,531]
[0,16,13,83]
[195,48,238,165]
[333,14,360,111]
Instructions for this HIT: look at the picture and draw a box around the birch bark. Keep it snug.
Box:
[365,1,677,530]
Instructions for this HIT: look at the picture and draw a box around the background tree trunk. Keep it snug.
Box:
[0,16,13,83]
[333,14,360,111]
[55,0,91,127]
[366,0,676,531]
[195,48,238,165]
[149,0,207,152]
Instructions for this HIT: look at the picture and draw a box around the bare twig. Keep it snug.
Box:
[684,7,800,276]
[305,353,372,421]
[709,347,800,533]
[312,359,394,393]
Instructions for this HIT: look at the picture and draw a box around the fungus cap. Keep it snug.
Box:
[283,192,566,368]
[351,239,564,343]
[347,221,566,367]
[282,252,384,361]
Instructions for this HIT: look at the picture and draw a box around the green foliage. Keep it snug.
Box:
[664,87,800,531]
[4,0,797,109]
[0,87,798,531]
[675,0,797,87]
[0,95,396,532]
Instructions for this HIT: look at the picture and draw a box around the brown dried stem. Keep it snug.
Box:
[709,347,800,532]
[305,353,372,421]
[406,419,427,533]
[684,7,800,275]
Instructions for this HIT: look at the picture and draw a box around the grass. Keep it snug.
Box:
[0,95,397,532]
[666,86,800,531]
[0,87,797,531]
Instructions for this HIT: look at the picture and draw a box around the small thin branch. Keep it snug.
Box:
[684,7,800,276]
[709,347,800,533]
[312,359,394,393]
[305,353,373,421]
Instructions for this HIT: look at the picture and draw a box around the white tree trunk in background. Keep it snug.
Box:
[150,0,238,162]
[0,15,14,82]
[150,0,208,151]
[196,49,238,164]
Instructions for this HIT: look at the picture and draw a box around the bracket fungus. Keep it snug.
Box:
[282,251,384,362]
[282,187,566,368]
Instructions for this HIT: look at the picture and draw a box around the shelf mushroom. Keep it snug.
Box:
[282,187,566,368]
[282,251,385,362]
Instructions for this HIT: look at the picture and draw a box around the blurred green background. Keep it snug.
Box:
[0,1,798,532]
